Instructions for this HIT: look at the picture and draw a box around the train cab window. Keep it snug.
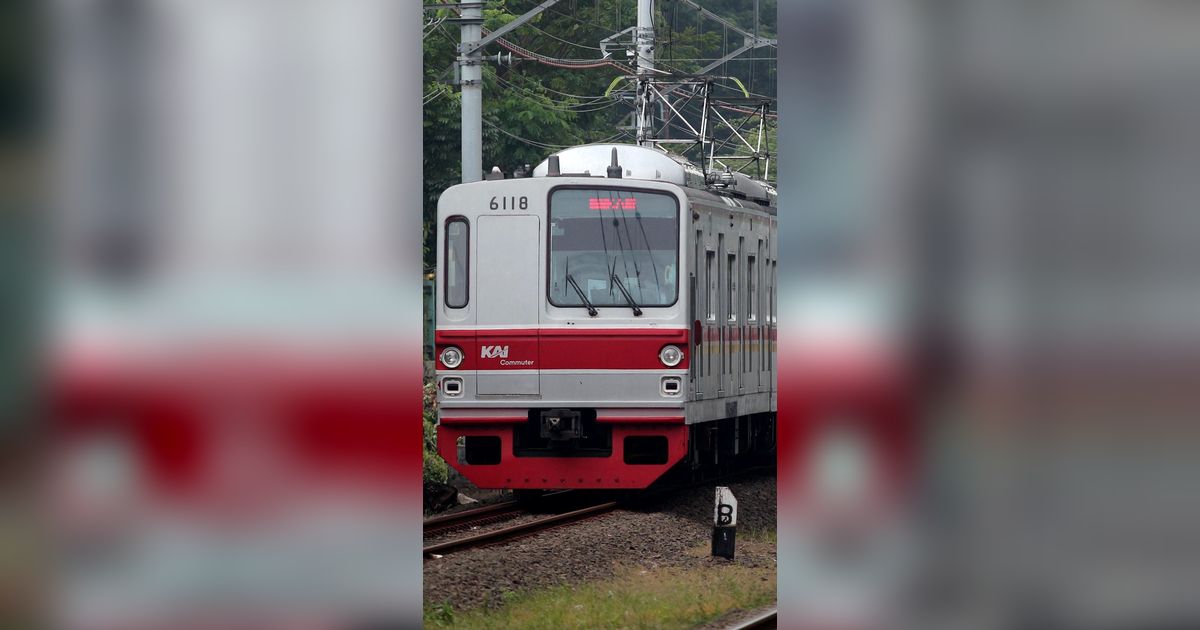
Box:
[445,217,469,308]
[548,188,679,308]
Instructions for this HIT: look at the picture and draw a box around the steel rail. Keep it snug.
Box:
[424,500,619,557]
[423,500,525,536]
[724,607,777,630]
[424,489,578,535]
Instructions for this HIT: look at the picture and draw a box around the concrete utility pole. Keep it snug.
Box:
[458,2,484,183]
[635,0,655,145]
[451,0,564,182]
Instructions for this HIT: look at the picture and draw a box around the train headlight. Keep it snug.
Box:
[659,345,683,367]
[440,346,464,369]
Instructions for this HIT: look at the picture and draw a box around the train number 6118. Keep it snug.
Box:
[490,196,528,210]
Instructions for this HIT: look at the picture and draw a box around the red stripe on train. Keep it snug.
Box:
[441,415,685,425]
[435,328,689,370]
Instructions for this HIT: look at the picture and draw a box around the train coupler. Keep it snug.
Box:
[539,409,583,441]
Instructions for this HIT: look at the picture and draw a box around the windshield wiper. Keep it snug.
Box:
[566,273,598,317]
[610,273,643,316]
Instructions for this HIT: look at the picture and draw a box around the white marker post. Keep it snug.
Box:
[712,486,738,559]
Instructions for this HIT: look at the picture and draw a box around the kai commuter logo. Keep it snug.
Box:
[480,345,510,359]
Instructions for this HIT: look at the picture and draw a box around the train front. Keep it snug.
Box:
[434,146,692,490]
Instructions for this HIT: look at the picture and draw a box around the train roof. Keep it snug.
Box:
[530,143,777,210]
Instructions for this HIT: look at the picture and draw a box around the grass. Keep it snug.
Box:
[424,551,776,629]
[683,528,778,558]
[745,529,778,545]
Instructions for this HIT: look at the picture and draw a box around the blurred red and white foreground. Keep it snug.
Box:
[47,1,424,627]
[778,1,1200,628]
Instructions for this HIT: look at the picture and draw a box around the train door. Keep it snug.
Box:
[706,247,717,398]
[737,236,745,395]
[727,247,738,396]
[691,229,703,392]
[749,241,760,393]
[475,215,540,395]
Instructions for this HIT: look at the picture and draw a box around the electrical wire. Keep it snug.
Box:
[430,1,776,158]
[484,118,629,151]
[423,14,449,38]
[524,23,605,51]
[715,102,778,119]
[488,73,612,108]
[491,73,617,102]
[484,79,624,115]
[488,32,632,72]
[424,91,448,106]
[653,57,778,63]
[483,119,582,149]
[424,83,453,106]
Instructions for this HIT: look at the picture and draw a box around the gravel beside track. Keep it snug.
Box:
[423,471,776,612]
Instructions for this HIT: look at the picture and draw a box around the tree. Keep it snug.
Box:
[421,0,777,269]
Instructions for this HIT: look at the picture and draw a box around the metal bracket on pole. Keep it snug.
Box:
[599,26,636,60]
[424,2,485,10]
[468,0,564,54]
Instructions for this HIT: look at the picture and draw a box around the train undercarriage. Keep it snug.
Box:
[438,411,775,491]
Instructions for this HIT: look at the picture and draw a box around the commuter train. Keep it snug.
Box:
[435,143,777,490]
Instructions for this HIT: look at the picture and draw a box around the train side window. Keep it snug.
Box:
[747,255,757,322]
[706,250,717,321]
[765,257,773,372]
[727,253,737,322]
[768,256,777,326]
[771,260,777,324]
[445,217,469,308]
[763,254,772,374]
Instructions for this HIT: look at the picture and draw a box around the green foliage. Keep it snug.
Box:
[424,446,450,485]
[422,0,777,270]
[425,601,457,627]
[423,379,449,484]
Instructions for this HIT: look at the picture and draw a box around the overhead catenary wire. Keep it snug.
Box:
[491,72,621,101]
[483,118,627,150]
[488,73,614,109]
[714,102,778,119]
[423,14,449,38]
[484,78,626,116]
[484,119,577,149]
[524,22,606,51]
[430,0,774,178]
[486,29,632,72]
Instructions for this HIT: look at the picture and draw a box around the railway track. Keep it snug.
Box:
[422,500,526,537]
[423,466,774,558]
[723,607,777,630]
[423,490,580,538]
[424,500,619,557]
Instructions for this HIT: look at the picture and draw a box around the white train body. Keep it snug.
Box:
[435,143,777,489]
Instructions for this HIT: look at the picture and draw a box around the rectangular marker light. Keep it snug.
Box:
[588,197,637,210]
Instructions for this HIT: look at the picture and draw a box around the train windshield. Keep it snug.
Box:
[548,188,679,308]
